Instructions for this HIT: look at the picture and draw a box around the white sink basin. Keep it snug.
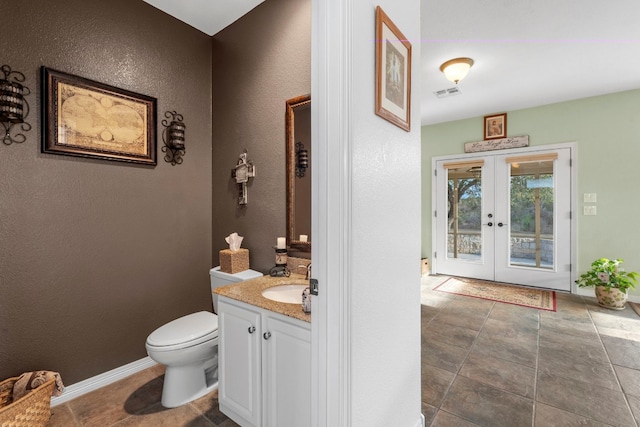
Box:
[261,284,307,304]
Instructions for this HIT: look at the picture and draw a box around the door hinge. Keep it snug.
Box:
[434,252,437,259]
[434,210,437,218]
[310,278,319,295]
[434,169,437,177]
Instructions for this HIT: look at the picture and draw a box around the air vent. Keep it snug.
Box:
[433,86,462,98]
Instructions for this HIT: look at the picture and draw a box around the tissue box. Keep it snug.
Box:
[219,249,250,274]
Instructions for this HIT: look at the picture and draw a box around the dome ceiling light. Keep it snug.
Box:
[439,57,474,84]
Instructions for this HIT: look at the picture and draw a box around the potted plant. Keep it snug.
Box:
[576,258,639,310]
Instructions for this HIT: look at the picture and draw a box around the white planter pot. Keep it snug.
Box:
[595,285,628,310]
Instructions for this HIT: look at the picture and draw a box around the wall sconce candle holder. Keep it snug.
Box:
[161,111,185,165]
[0,65,31,146]
[295,141,308,178]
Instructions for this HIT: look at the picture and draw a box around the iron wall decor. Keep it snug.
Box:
[161,110,185,165]
[41,67,157,165]
[375,6,412,132]
[295,141,308,177]
[484,113,507,140]
[0,65,31,146]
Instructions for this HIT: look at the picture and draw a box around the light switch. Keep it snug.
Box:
[584,193,597,203]
[584,206,597,215]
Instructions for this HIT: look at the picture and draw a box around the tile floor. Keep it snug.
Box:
[46,275,640,426]
[46,364,239,427]
[421,275,640,427]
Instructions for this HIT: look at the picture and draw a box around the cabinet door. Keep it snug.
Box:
[218,298,262,427]
[263,313,311,427]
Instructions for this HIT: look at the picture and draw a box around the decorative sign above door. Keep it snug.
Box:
[464,135,529,153]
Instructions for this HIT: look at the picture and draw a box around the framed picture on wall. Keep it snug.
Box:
[41,66,157,165]
[484,113,507,140]
[375,6,412,132]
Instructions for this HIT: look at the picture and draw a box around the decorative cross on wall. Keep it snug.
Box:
[231,149,256,205]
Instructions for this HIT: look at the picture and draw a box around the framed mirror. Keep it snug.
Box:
[285,95,311,256]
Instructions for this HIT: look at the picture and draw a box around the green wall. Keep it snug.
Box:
[422,89,640,297]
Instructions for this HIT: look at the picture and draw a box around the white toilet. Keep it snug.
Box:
[145,266,262,408]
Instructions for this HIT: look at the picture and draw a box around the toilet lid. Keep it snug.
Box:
[147,311,218,348]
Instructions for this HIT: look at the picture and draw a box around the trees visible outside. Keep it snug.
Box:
[509,175,554,234]
[447,174,553,233]
[447,172,554,264]
[447,178,481,232]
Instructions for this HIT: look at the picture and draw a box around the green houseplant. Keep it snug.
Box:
[576,258,639,309]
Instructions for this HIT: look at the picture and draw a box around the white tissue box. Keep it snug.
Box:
[220,249,250,274]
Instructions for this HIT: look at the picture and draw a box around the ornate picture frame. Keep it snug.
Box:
[375,6,412,132]
[484,113,507,140]
[41,67,157,165]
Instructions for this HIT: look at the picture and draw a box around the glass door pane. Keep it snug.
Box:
[494,148,572,291]
[508,160,554,269]
[434,157,494,282]
[447,168,482,262]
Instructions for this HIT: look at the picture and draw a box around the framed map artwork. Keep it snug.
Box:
[41,67,157,165]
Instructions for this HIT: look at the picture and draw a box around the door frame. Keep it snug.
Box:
[430,142,578,292]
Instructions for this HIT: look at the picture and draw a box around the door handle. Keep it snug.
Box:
[248,326,256,334]
[497,222,508,227]
[263,332,271,340]
[483,222,493,227]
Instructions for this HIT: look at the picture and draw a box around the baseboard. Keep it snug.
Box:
[575,287,640,303]
[51,357,158,407]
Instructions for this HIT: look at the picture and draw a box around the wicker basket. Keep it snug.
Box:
[0,377,55,427]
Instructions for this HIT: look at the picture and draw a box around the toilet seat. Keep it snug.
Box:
[146,311,218,351]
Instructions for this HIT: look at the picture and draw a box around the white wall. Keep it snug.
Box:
[313,0,422,425]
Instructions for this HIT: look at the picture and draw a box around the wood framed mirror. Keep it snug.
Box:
[285,94,311,256]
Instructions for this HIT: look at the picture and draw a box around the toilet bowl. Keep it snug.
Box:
[145,266,262,408]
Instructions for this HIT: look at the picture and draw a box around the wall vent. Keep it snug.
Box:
[434,86,462,98]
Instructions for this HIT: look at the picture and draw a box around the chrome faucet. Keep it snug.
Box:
[306,263,312,280]
[297,263,312,280]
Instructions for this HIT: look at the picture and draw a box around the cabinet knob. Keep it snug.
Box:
[248,326,256,334]
[263,332,271,340]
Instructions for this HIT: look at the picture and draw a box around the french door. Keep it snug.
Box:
[433,147,572,291]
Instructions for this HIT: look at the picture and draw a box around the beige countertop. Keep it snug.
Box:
[214,273,311,323]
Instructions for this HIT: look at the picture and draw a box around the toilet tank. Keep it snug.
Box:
[210,266,262,312]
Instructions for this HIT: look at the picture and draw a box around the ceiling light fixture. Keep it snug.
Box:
[439,57,474,84]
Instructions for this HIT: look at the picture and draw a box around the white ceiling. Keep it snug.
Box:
[422,0,640,125]
[144,0,640,126]
[143,0,265,37]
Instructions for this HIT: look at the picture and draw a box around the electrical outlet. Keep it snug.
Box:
[583,193,597,203]
[584,205,597,216]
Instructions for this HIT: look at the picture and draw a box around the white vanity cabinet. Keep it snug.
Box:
[217,296,311,427]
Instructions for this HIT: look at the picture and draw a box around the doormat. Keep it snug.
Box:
[434,276,556,311]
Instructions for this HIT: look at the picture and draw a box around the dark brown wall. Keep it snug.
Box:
[0,0,213,384]
[212,0,311,273]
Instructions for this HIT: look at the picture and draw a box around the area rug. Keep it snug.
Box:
[434,276,556,311]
